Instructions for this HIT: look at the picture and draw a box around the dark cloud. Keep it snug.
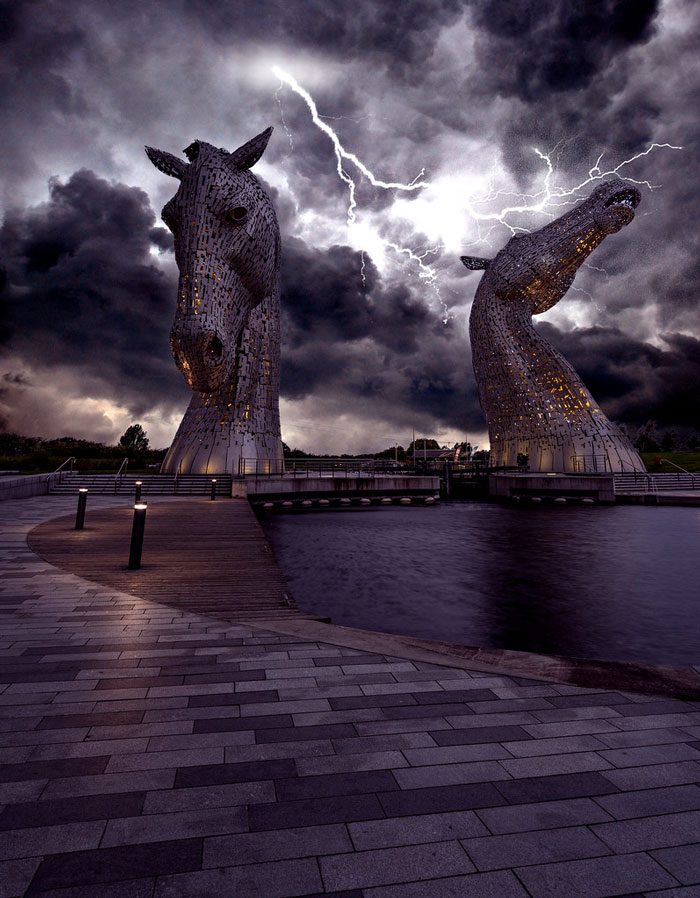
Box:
[540,322,700,429]
[0,0,697,449]
[0,169,186,416]
[188,0,466,76]
[470,0,659,102]
[279,237,480,432]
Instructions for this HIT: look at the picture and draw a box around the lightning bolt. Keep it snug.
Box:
[272,65,682,323]
[272,66,427,225]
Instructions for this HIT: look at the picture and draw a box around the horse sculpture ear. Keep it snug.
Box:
[461,256,492,271]
[228,127,273,171]
[145,146,187,180]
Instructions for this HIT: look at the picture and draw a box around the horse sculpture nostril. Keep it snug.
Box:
[206,335,224,363]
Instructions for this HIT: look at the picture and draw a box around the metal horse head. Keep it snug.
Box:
[145,128,280,393]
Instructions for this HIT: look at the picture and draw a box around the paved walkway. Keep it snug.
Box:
[1,494,699,897]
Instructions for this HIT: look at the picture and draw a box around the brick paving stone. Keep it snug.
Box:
[320,841,474,891]
[460,825,612,870]
[650,844,700,885]
[477,797,613,834]
[143,780,275,813]
[432,724,533,745]
[174,757,295,789]
[348,810,488,849]
[0,791,145,830]
[502,735,608,757]
[353,718,452,735]
[0,780,47,804]
[598,744,700,767]
[154,858,323,898]
[0,820,106,861]
[413,689,498,704]
[191,713,290,733]
[105,746,223,773]
[594,784,700,820]
[612,714,700,731]
[393,760,512,789]
[596,728,691,748]
[514,852,677,898]
[202,823,352,867]
[378,782,507,817]
[401,743,511,766]
[41,768,176,799]
[101,805,248,847]
[499,751,614,779]
[296,750,408,776]
[30,736,149,760]
[249,794,385,830]
[600,761,700,791]
[642,888,700,897]
[531,706,624,722]
[520,720,623,738]
[0,857,41,898]
[331,733,437,754]
[0,756,108,783]
[591,810,700,852]
[362,869,530,897]
[27,838,202,893]
[276,769,399,801]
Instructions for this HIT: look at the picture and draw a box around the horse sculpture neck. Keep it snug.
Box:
[463,181,645,474]
[146,129,283,476]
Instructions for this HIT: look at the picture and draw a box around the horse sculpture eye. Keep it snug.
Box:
[229,206,248,223]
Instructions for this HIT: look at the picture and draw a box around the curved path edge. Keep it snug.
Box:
[26,498,700,700]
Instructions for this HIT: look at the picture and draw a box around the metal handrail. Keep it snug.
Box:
[49,457,77,484]
[238,457,410,478]
[659,458,690,474]
[114,457,129,493]
[51,457,76,474]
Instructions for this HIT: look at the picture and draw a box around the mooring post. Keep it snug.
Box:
[75,488,88,530]
[443,461,453,500]
[134,480,142,503]
[128,503,148,570]
[211,479,217,501]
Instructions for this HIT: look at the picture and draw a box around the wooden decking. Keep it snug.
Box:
[27,499,313,622]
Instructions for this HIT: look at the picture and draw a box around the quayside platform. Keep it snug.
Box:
[1,493,699,897]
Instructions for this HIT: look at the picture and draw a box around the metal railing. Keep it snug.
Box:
[114,458,129,493]
[614,472,700,493]
[50,457,77,485]
[239,457,411,478]
[571,455,612,473]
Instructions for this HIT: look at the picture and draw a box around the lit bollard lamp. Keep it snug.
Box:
[134,480,143,503]
[128,503,148,570]
[210,479,217,501]
[75,488,88,530]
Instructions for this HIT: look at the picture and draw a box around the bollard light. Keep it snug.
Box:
[210,479,217,501]
[75,488,88,530]
[128,503,148,570]
[134,480,143,503]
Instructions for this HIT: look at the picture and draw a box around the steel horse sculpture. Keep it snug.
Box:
[146,127,282,475]
[462,181,645,474]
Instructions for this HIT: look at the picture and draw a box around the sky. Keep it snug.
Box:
[1,0,698,454]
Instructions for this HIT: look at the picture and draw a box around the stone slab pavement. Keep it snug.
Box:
[1,493,699,897]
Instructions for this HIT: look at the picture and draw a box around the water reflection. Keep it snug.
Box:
[258,503,700,665]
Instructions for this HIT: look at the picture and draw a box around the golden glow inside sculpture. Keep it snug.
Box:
[146,128,282,475]
[462,181,645,473]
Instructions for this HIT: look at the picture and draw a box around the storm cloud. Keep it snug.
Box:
[0,0,698,451]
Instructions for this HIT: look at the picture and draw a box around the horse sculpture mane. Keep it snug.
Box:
[146,128,282,475]
[462,180,645,474]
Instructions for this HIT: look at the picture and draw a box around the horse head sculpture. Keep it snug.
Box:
[146,128,282,475]
[462,180,645,474]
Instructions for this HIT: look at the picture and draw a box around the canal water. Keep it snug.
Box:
[258,502,700,666]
